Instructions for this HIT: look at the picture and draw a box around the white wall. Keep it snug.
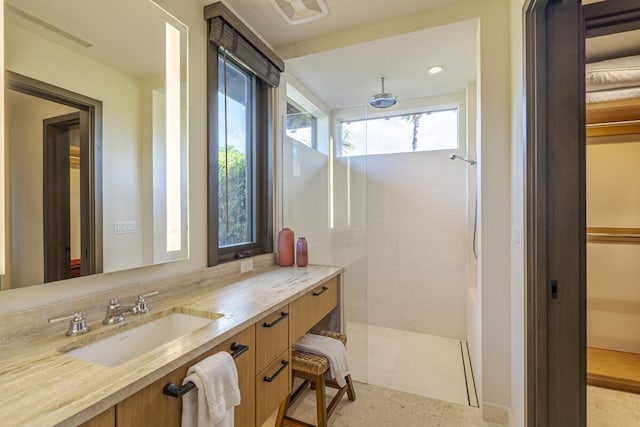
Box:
[587,141,640,354]
[510,0,526,425]
[364,148,468,338]
[281,137,331,265]
[279,73,333,267]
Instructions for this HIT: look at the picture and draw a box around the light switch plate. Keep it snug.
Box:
[114,221,137,234]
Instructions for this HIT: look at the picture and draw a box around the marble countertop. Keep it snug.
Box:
[0,265,341,426]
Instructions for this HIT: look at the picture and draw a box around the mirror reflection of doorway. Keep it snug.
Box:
[43,111,89,282]
[5,73,102,288]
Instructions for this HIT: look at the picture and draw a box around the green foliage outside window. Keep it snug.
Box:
[218,145,249,246]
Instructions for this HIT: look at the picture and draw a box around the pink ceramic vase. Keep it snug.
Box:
[277,228,294,266]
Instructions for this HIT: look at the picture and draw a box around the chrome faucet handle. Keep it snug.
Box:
[132,290,159,315]
[49,312,90,337]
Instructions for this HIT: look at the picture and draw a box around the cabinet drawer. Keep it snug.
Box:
[289,276,338,343]
[255,350,290,427]
[256,306,289,373]
[78,407,114,427]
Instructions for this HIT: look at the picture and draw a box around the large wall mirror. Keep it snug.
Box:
[2,0,189,290]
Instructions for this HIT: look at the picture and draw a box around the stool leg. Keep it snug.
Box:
[315,374,328,427]
[345,375,356,401]
[275,397,288,427]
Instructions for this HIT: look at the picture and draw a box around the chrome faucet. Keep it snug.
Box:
[103,291,159,325]
[49,312,90,336]
[103,299,135,325]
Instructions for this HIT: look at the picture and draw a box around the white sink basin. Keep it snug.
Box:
[65,312,217,367]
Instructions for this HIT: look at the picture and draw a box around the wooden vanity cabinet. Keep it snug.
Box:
[255,307,290,426]
[256,350,290,425]
[256,306,289,373]
[289,276,339,343]
[78,407,115,427]
[116,325,256,427]
[74,274,340,427]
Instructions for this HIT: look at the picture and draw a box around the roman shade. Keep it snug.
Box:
[209,16,282,87]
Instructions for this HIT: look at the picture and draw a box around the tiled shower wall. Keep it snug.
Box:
[362,150,468,339]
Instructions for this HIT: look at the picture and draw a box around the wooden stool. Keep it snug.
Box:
[276,331,356,427]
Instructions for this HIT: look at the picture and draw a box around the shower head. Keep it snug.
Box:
[449,154,477,165]
[369,77,398,109]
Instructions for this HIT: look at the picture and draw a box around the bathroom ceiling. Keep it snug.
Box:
[221,0,454,48]
[220,0,477,109]
[7,0,181,78]
[285,19,478,109]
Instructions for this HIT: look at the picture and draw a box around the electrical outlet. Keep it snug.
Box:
[240,259,253,273]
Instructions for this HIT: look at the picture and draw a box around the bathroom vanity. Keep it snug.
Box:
[0,265,341,426]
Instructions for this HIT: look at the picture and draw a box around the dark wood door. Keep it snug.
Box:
[43,112,79,282]
[43,110,94,282]
[526,0,640,425]
[525,0,586,425]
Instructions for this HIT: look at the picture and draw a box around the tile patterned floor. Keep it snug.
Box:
[262,322,640,426]
[588,385,640,426]
[264,382,640,426]
[266,381,501,427]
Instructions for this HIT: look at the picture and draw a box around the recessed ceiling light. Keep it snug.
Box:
[428,66,443,74]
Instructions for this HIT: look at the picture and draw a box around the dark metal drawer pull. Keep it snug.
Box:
[312,286,329,296]
[162,342,249,398]
[263,312,289,328]
[263,360,289,383]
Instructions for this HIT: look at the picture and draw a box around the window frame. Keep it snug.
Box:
[286,98,318,149]
[207,44,273,266]
[338,106,460,157]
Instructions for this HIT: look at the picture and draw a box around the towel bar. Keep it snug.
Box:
[162,342,249,398]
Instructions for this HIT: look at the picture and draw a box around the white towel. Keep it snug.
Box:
[293,333,350,387]
[181,351,241,427]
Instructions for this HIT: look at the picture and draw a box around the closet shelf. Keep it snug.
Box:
[586,98,640,139]
[587,227,640,243]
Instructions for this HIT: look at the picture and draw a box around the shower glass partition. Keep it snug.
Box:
[281,104,369,383]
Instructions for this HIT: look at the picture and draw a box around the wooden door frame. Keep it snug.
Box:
[525,1,640,425]
[6,71,103,277]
